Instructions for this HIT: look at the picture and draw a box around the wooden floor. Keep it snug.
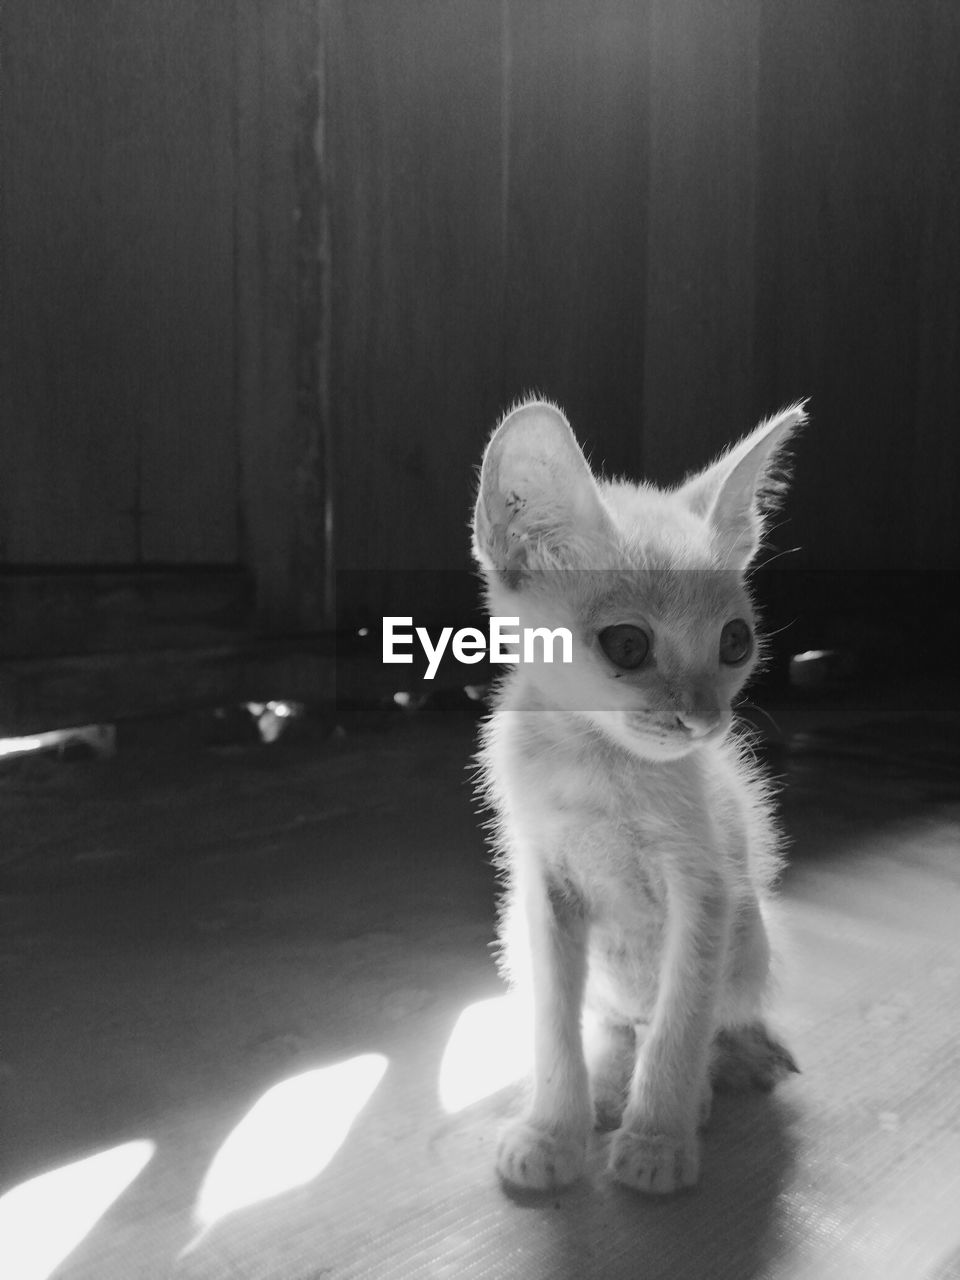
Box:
[1,681,959,1280]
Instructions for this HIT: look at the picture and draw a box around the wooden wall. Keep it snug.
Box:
[2,2,958,646]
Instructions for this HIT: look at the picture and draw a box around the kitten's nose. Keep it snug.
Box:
[675,711,722,739]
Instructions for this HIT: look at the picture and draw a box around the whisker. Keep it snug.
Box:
[753,544,802,572]
[761,617,798,640]
[735,699,783,737]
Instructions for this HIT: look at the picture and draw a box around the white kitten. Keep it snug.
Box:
[472,400,804,1194]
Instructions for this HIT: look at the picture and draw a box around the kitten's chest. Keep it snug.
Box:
[517,743,691,915]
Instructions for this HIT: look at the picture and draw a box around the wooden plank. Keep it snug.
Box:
[326,0,504,622]
[502,0,648,482]
[235,0,330,629]
[296,0,335,627]
[0,570,253,659]
[0,2,239,565]
[641,0,760,486]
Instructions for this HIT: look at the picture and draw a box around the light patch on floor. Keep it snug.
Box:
[0,1141,154,1280]
[192,1054,388,1232]
[438,993,531,1113]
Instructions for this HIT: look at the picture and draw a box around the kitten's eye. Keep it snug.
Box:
[598,624,650,671]
[719,618,752,666]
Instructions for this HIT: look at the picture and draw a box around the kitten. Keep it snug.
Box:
[472,399,804,1194]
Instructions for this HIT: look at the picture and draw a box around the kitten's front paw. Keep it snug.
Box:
[609,1127,700,1194]
[496,1120,586,1192]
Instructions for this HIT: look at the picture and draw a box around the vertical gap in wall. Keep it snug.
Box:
[751,0,768,420]
[315,1,335,628]
[497,0,512,412]
[745,0,761,433]
[230,0,247,573]
[636,1,652,483]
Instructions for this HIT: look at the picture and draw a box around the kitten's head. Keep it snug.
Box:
[472,399,806,761]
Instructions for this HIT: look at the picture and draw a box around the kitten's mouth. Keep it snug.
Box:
[674,719,726,744]
[588,708,728,762]
[624,712,727,757]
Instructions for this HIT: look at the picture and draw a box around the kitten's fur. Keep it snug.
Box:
[472,400,804,1195]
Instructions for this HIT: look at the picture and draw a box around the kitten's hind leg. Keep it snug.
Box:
[584,1014,636,1132]
[710,1021,800,1093]
[713,895,799,1094]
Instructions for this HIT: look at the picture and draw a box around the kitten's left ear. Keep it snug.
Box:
[472,400,611,574]
[679,402,807,570]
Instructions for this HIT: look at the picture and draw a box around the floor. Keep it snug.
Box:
[1,680,959,1280]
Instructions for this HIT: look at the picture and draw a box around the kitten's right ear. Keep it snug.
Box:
[472,401,610,573]
[679,402,807,570]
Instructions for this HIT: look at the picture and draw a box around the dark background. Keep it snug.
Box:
[2,1,958,730]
